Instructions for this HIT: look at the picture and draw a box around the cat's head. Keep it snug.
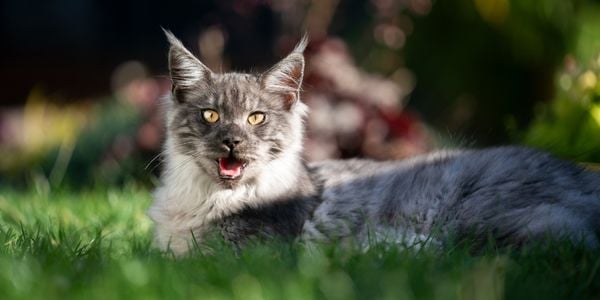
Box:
[163,30,308,188]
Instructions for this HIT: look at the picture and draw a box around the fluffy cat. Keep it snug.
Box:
[148,31,600,256]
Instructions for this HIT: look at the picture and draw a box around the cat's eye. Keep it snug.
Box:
[202,109,220,123]
[248,112,266,125]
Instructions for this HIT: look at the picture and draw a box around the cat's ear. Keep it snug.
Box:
[163,29,212,102]
[261,35,308,110]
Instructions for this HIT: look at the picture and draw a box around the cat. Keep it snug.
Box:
[148,31,600,256]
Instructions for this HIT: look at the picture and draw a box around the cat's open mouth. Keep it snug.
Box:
[217,157,248,180]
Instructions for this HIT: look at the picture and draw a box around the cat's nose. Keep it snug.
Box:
[222,136,242,150]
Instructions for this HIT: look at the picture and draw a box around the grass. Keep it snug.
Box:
[0,184,599,300]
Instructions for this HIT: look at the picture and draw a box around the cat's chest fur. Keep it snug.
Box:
[148,138,316,255]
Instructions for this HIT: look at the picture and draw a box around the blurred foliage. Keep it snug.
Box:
[0,58,167,188]
[520,2,600,163]
[523,97,600,163]
[0,91,154,188]
[0,89,88,175]
[3,0,600,187]
[55,98,148,187]
[331,0,583,144]
[521,55,600,163]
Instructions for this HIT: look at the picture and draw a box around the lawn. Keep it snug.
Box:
[0,185,599,300]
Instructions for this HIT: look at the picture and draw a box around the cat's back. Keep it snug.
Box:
[308,146,596,195]
[307,149,464,190]
[303,146,600,246]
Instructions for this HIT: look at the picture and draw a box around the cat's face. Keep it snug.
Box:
[164,31,307,188]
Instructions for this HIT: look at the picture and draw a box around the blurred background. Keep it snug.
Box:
[1,0,600,189]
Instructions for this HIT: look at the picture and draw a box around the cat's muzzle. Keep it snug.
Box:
[216,156,248,181]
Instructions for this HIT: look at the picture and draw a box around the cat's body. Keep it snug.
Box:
[148,32,600,256]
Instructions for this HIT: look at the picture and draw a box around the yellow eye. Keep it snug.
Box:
[248,112,266,125]
[202,109,219,123]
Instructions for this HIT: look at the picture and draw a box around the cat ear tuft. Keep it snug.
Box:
[163,28,212,102]
[292,34,309,54]
[261,35,308,110]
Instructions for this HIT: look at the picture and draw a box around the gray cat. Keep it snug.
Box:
[148,31,600,256]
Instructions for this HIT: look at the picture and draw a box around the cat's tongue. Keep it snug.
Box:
[218,157,244,178]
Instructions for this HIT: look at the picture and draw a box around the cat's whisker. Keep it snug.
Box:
[145,141,202,173]
[160,152,205,177]
[145,149,170,170]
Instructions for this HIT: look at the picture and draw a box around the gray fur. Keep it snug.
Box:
[149,33,600,255]
[305,148,600,249]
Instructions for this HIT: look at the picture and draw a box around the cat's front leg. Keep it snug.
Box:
[152,223,197,256]
[148,200,209,256]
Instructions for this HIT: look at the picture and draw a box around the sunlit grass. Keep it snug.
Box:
[0,185,598,299]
